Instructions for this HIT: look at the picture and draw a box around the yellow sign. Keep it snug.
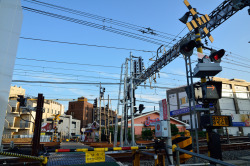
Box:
[85,151,105,163]
[183,0,214,43]
[41,132,45,135]
[212,116,230,127]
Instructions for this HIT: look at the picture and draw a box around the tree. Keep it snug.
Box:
[171,124,179,136]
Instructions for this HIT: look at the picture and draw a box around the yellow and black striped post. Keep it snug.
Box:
[172,135,193,163]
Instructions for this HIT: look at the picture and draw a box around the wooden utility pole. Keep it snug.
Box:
[107,95,110,139]
[104,97,107,138]
[32,93,44,156]
[99,83,101,142]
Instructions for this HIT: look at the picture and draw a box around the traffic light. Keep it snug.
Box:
[17,95,26,107]
[134,107,138,114]
[180,39,197,56]
[93,98,97,108]
[139,104,145,114]
[201,81,222,100]
[209,49,225,63]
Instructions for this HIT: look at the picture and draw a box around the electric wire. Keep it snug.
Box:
[23,0,178,39]
[22,6,173,46]
[20,37,156,53]
[14,69,121,81]
[16,57,121,68]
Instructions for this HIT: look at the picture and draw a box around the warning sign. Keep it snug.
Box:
[85,151,105,163]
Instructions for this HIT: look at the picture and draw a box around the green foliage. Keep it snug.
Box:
[171,124,179,136]
[198,131,206,138]
[141,129,153,140]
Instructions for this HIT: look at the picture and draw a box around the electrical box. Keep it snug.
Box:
[155,121,168,137]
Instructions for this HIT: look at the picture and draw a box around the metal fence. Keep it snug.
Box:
[2,134,51,142]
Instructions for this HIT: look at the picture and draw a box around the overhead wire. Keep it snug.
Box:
[22,6,173,46]
[23,0,178,40]
[16,57,121,68]
[20,37,156,53]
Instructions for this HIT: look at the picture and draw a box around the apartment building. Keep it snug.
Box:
[3,86,64,136]
[93,107,117,126]
[167,77,250,136]
[66,97,93,128]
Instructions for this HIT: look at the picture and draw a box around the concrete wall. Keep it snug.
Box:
[0,0,23,144]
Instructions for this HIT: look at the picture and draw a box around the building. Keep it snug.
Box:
[3,86,64,136]
[0,0,23,144]
[167,77,250,136]
[93,107,117,127]
[42,115,81,139]
[66,97,93,129]
[120,111,189,136]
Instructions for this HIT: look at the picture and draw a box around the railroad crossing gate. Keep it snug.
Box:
[184,0,214,43]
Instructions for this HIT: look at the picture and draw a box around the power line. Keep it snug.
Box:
[16,57,121,68]
[15,64,122,75]
[12,80,122,85]
[23,0,179,39]
[22,6,173,46]
[20,37,156,53]
[14,69,121,81]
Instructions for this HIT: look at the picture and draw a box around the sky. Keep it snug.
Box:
[13,0,250,114]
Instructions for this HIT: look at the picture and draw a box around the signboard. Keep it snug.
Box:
[159,101,163,120]
[231,114,250,127]
[200,115,232,128]
[162,99,168,120]
[41,122,54,132]
[212,116,230,127]
[145,116,160,126]
[170,105,202,116]
[85,151,105,163]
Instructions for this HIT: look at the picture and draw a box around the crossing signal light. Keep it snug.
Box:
[209,49,225,63]
[201,81,222,100]
[180,40,197,56]
[93,98,97,108]
[139,104,145,113]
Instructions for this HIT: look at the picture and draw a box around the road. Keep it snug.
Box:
[47,142,122,166]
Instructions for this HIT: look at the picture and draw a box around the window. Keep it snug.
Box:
[52,109,53,114]
[72,122,76,128]
[47,109,49,113]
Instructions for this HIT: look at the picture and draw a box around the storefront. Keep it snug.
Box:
[125,111,189,136]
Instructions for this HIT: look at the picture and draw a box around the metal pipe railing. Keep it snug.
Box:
[169,145,235,166]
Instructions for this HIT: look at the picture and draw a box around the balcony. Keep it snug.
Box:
[19,122,31,129]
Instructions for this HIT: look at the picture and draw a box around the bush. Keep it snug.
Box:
[141,129,153,140]
[171,124,179,136]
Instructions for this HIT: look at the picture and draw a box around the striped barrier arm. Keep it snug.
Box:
[55,146,154,152]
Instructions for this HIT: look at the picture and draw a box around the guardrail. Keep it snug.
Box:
[170,144,235,166]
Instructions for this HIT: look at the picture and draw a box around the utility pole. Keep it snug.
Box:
[130,52,136,146]
[99,83,102,142]
[32,93,44,156]
[123,59,129,146]
[107,95,110,141]
[103,96,107,140]
[114,64,123,147]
